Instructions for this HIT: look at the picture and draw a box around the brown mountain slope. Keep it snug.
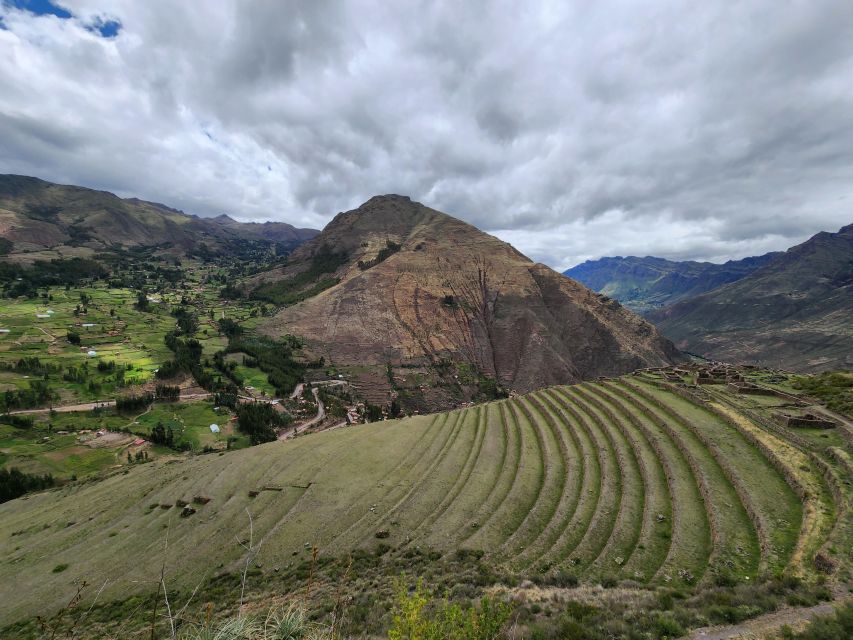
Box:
[649,223,853,372]
[0,174,318,256]
[256,195,682,410]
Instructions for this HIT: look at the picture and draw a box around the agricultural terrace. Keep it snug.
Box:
[0,369,847,632]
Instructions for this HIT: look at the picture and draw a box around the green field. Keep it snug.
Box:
[0,261,274,411]
[0,372,847,635]
[132,401,236,449]
[0,399,236,480]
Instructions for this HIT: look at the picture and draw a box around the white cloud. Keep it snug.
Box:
[1,0,852,266]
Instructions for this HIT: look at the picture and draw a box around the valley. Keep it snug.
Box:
[0,179,849,639]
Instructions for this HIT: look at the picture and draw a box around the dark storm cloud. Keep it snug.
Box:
[1,0,852,269]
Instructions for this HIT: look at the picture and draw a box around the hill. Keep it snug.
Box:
[563,254,778,315]
[0,368,848,637]
[252,195,682,411]
[649,223,853,371]
[0,175,318,258]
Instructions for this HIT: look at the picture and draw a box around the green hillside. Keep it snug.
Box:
[1,368,848,638]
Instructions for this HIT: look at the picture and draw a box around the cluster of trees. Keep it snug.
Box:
[251,244,347,305]
[357,240,402,270]
[154,384,180,401]
[236,402,288,445]
[223,335,306,397]
[62,365,88,384]
[127,450,149,464]
[213,392,238,409]
[1,357,61,375]
[134,291,150,311]
[218,317,243,338]
[0,467,55,504]
[158,331,204,381]
[115,393,153,413]
[172,306,199,335]
[149,420,175,447]
[0,257,108,298]
[363,402,384,423]
[0,414,34,429]
[0,380,55,412]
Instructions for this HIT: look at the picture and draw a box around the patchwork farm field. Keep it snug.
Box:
[0,286,174,392]
[0,261,274,410]
[0,370,849,636]
[0,400,238,480]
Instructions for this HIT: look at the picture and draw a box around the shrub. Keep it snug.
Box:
[777,601,853,640]
[387,579,512,640]
[178,603,326,640]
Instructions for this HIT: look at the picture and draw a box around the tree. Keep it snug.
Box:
[236,402,286,445]
[135,291,150,311]
[0,467,55,503]
[67,330,81,345]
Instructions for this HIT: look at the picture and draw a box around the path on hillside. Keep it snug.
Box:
[8,392,213,415]
[685,595,851,640]
[278,381,349,439]
[280,387,324,439]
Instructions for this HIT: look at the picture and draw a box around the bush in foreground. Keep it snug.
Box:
[777,601,853,640]
[179,604,329,640]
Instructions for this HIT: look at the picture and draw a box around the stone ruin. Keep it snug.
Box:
[727,381,780,396]
[774,413,837,429]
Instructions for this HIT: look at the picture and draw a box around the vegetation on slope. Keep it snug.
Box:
[0,368,847,638]
[792,372,853,417]
[251,245,348,305]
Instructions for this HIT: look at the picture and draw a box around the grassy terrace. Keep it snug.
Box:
[2,367,847,637]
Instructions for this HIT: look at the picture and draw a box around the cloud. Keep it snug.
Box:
[0,0,852,268]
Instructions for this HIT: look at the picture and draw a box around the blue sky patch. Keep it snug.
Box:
[5,1,121,38]
[5,0,72,20]
[87,16,121,38]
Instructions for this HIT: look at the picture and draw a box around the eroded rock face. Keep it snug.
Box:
[257,195,682,409]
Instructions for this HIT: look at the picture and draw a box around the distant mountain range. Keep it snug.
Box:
[0,174,318,258]
[649,223,853,372]
[252,195,682,412]
[564,254,779,315]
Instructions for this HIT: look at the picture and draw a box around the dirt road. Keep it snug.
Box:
[280,387,324,439]
[685,596,850,640]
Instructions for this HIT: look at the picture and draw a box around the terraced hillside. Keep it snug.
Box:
[0,370,849,632]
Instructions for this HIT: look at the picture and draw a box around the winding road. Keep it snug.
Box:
[279,380,349,439]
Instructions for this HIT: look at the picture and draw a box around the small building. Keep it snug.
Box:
[209,424,220,433]
[87,350,98,357]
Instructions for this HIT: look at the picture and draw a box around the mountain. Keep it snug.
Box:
[253,195,682,411]
[648,223,853,372]
[0,174,318,256]
[563,254,778,315]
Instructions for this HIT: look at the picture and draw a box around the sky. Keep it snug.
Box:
[1,1,852,270]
